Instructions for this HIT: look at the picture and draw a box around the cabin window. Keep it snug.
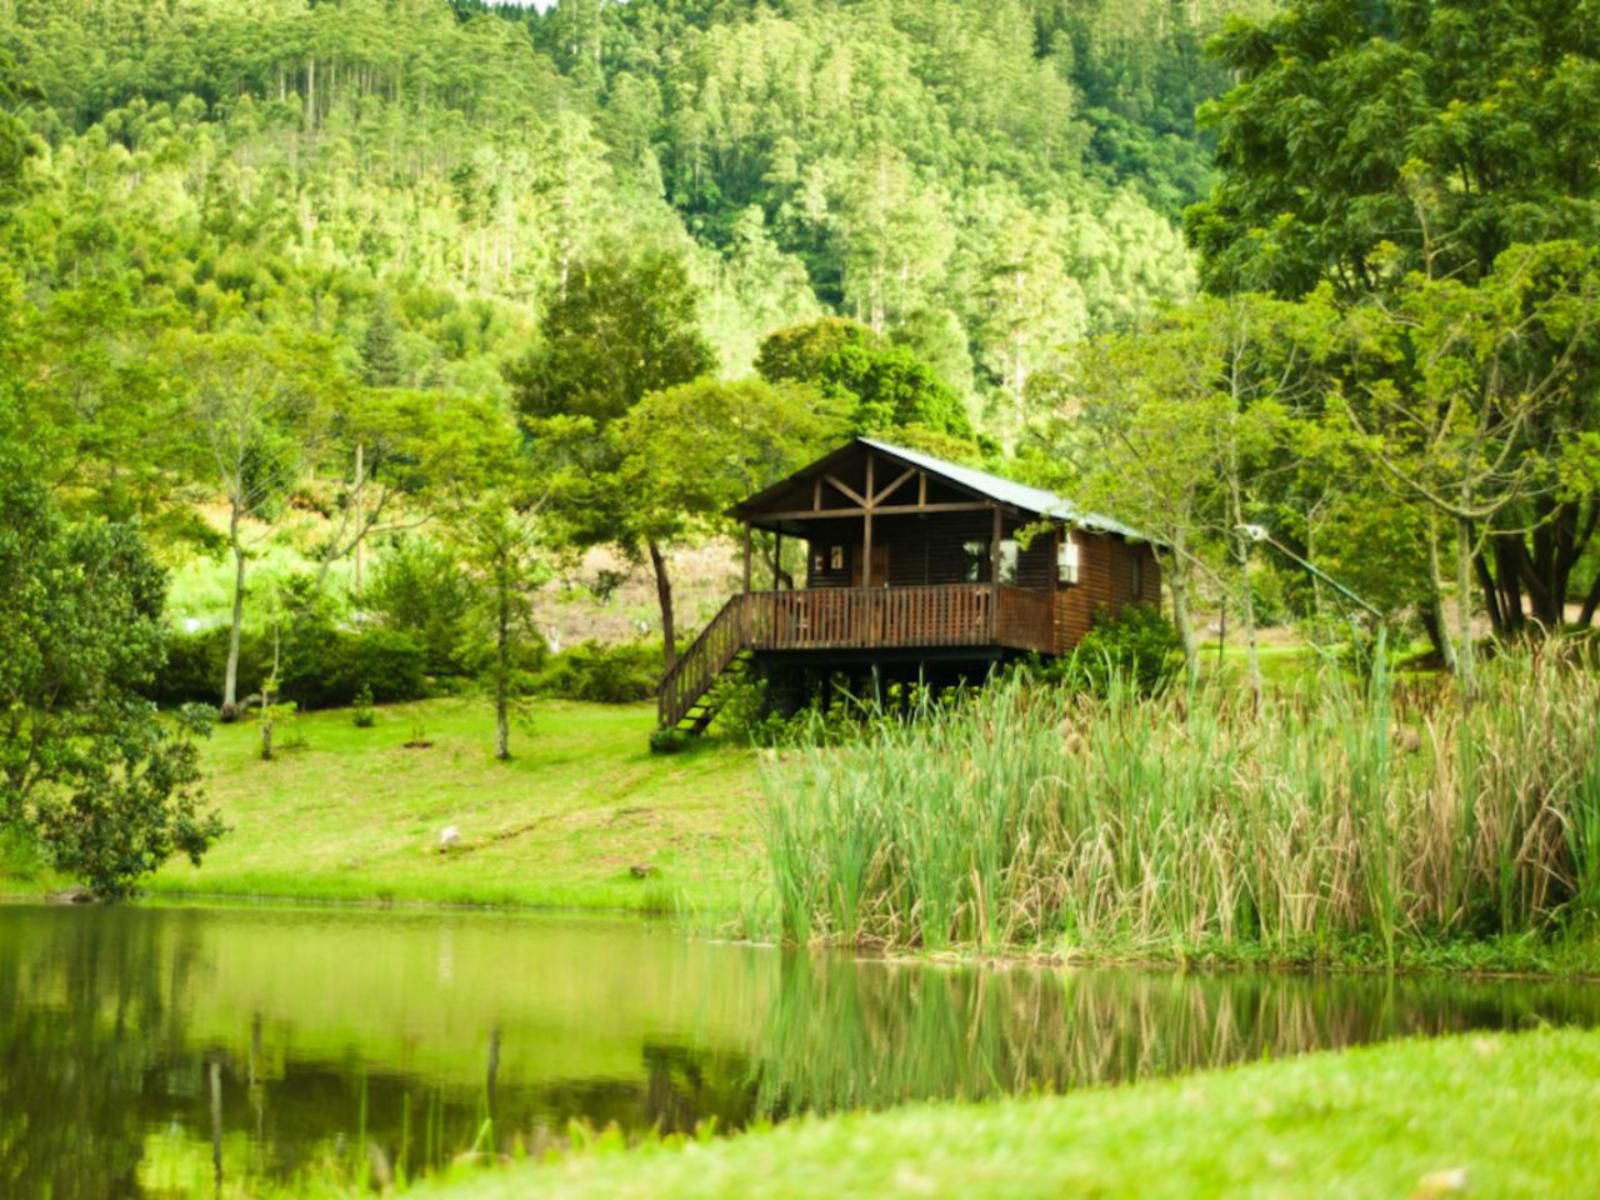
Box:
[1058,539,1080,585]
[998,539,1020,585]
[830,545,844,571]
[962,539,988,583]
[813,552,825,576]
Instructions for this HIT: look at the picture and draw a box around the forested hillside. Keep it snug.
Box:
[1,0,1244,420]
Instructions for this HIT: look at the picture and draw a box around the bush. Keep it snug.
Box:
[535,640,659,704]
[1050,603,1183,696]
[352,684,376,728]
[149,624,428,710]
[365,537,477,676]
[649,727,690,755]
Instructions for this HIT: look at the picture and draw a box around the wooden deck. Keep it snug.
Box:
[658,584,1055,729]
[746,584,1053,653]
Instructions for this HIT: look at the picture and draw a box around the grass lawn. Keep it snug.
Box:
[131,698,762,911]
[408,1027,1600,1200]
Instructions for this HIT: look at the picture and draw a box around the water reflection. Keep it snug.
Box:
[0,904,1595,1198]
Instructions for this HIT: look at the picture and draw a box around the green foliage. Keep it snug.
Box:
[535,642,659,705]
[761,651,1600,955]
[1046,604,1184,697]
[755,318,974,443]
[648,727,690,756]
[365,537,478,677]
[351,684,376,729]
[150,624,428,711]
[0,410,224,898]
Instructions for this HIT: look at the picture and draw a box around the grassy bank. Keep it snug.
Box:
[371,1027,1600,1199]
[17,699,761,911]
[758,650,1600,969]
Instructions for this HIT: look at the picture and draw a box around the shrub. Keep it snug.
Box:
[535,640,658,704]
[352,684,376,728]
[1051,603,1182,696]
[365,537,477,676]
[150,624,427,710]
[649,727,689,755]
[328,627,427,705]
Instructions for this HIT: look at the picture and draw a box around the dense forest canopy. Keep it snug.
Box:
[0,0,1245,421]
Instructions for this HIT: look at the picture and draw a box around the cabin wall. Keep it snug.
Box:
[804,513,1055,589]
[1052,533,1163,653]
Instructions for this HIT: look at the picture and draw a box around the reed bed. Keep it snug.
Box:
[758,648,1600,959]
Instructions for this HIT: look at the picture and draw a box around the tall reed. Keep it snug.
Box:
[758,647,1600,958]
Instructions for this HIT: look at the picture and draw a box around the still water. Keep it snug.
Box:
[3,903,1598,1198]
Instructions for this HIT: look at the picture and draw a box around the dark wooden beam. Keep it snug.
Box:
[991,504,1003,640]
[755,501,996,522]
[862,454,875,588]
[918,470,927,506]
[873,465,917,506]
[824,474,868,508]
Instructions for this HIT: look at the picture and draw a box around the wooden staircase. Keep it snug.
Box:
[658,594,750,734]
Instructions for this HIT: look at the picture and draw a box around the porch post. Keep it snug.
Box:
[742,522,753,640]
[862,453,875,589]
[990,503,1003,640]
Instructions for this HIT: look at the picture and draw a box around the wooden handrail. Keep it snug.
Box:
[658,584,1058,728]
[658,593,751,728]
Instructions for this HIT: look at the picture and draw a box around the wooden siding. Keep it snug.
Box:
[806,513,1054,591]
[1052,533,1163,653]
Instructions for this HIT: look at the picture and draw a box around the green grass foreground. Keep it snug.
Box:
[391,1027,1600,1200]
[82,699,759,911]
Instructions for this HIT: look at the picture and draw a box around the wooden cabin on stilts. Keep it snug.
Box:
[658,437,1161,734]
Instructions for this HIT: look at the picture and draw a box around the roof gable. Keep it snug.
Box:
[733,436,1151,543]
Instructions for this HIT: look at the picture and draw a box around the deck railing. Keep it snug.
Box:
[659,584,1057,728]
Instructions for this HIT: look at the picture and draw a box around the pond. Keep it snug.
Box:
[3,903,1598,1198]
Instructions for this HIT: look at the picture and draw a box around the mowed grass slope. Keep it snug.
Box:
[415,1028,1600,1200]
[146,700,762,910]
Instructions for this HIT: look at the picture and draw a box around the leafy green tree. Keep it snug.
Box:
[166,331,327,720]
[1046,295,1327,692]
[615,376,848,600]
[755,317,976,444]
[1189,0,1600,633]
[0,407,224,898]
[1332,243,1600,687]
[360,299,403,388]
[507,245,716,670]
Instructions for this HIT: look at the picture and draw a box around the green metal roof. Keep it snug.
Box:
[857,437,1151,542]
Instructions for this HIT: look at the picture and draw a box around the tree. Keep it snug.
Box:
[1188,0,1600,633]
[0,409,224,898]
[1048,295,1324,694]
[507,245,716,671]
[1332,243,1600,688]
[755,317,976,444]
[167,331,325,720]
[360,299,403,388]
[428,398,549,762]
[615,377,848,593]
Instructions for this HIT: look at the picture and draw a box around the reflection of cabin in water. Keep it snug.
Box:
[659,437,1160,733]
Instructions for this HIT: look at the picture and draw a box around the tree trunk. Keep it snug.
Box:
[1164,547,1199,686]
[222,506,247,721]
[648,539,676,671]
[1234,535,1262,708]
[1456,515,1477,697]
[495,559,511,761]
[1580,568,1600,628]
[1425,513,1457,674]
